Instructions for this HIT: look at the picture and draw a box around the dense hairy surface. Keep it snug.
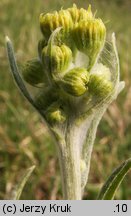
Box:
[0,0,131,199]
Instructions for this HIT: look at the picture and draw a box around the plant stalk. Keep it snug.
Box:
[57,126,82,200]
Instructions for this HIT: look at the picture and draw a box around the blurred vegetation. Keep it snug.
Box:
[0,0,131,199]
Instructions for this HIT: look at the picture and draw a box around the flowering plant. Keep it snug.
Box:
[6,4,130,200]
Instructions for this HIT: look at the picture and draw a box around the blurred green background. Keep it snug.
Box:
[0,0,131,199]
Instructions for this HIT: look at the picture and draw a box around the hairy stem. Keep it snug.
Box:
[57,126,82,200]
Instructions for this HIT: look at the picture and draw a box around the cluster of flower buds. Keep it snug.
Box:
[21,4,113,125]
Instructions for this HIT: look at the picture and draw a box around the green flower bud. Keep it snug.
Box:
[45,102,66,124]
[41,44,72,76]
[73,18,106,70]
[67,4,80,23]
[39,10,73,40]
[79,5,93,21]
[61,67,89,96]
[88,74,113,98]
[67,4,93,23]
[22,58,46,86]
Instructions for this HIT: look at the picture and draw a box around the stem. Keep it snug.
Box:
[57,126,82,200]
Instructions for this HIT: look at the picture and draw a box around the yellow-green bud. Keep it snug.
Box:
[79,5,93,21]
[39,10,73,40]
[73,19,106,70]
[67,4,80,23]
[61,67,89,96]
[67,4,93,23]
[22,58,46,86]
[45,102,66,124]
[42,44,72,75]
[88,74,113,98]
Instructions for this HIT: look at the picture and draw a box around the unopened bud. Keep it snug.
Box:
[88,74,113,98]
[22,58,46,86]
[73,18,106,70]
[42,44,72,76]
[45,102,66,124]
[61,67,89,96]
[39,10,73,40]
[68,4,93,23]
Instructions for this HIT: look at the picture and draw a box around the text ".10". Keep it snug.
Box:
[114,204,127,213]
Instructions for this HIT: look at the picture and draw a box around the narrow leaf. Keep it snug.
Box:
[6,37,36,105]
[97,158,131,200]
[5,36,45,115]
[13,165,35,200]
